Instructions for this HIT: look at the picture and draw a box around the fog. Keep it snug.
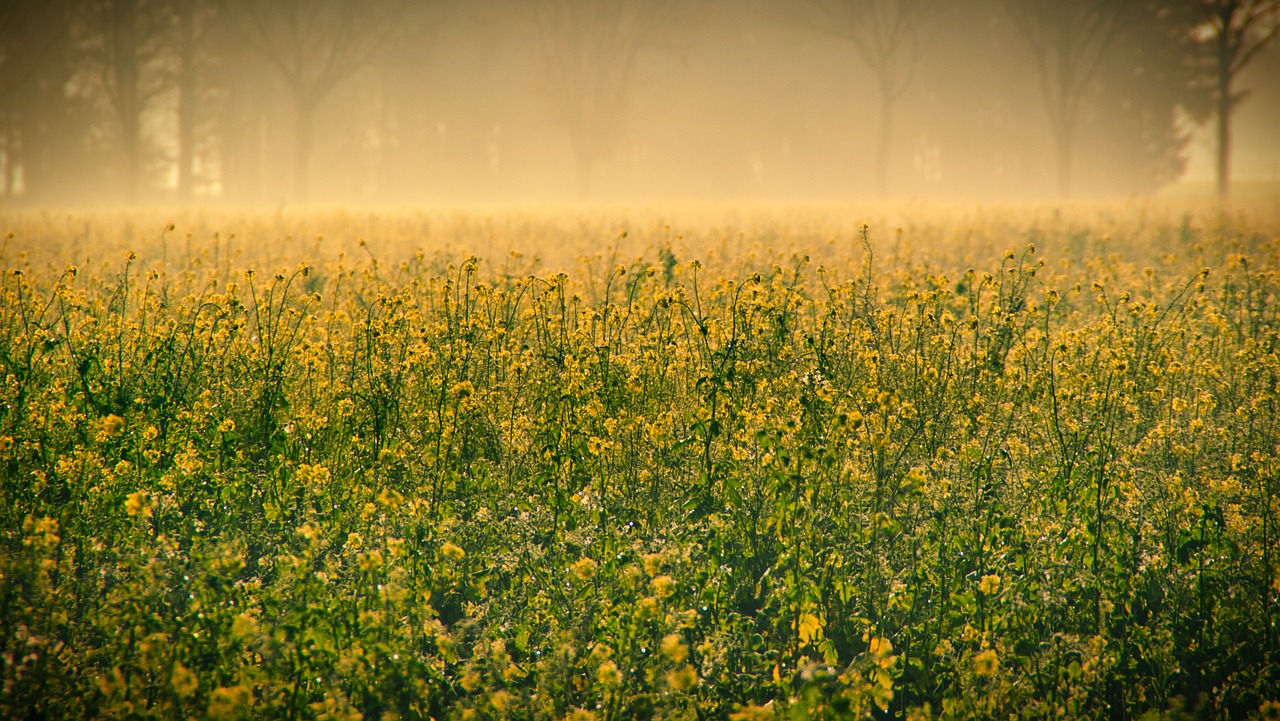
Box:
[1,0,1277,206]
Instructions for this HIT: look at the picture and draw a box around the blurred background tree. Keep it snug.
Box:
[798,0,940,197]
[501,0,709,199]
[1188,0,1280,197]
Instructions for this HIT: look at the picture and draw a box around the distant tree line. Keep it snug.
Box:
[0,0,1275,203]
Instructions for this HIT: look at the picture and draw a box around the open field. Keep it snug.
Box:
[2,202,1279,720]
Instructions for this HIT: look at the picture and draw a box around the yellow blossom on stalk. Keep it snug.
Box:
[1259,700,1280,721]
[661,633,689,663]
[651,575,676,597]
[973,649,999,676]
[460,667,482,692]
[171,662,198,698]
[597,659,622,686]
[102,414,125,438]
[377,488,404,509]
[387,537,405,557]
[729,701,775,721]
[358,550,383,570]
[442,541,466,560]
[979,574,1001,595]
[489,690,511,714]
[570,557,598,581]
[125,490,152,518]
[666,664,698,692]
[207,685,251,718]
[642,552,663,576]
[297,463,330,489]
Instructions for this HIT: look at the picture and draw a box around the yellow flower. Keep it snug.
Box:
[597,659,622,687]
[978,574,1001,595]
[171,662,198,698]
[489,689,512,714]
[125,490,152,518]
[460,666,482,692]
[1259,700,1280,721]
[376,488,404,509]
[869,636,894,656]
[358,550,383,570]
[102,414,125,438]
[387,537,405,557]
[661,633,688,663]
[973,648,999,676]
[642,552,663,576]
[207,685,251,718]
[441,541,466,560]
[570,557,598,581]
[650,575,676,598]
[729,701,775,721]
[637,596,659,616]
[666,664,698,692]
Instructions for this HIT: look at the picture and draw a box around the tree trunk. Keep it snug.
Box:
[0,117,10,197]
[176,0,197,202]
[112,0,141,203]
[1216,46,1232,199]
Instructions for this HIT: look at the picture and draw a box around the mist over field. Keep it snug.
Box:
[1,0,1278,206]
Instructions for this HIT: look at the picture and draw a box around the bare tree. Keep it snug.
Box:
[219,0,419,202]
[507,0,705,199]
[0,0,78,198]
[169,0,221,201]
[801,0,936,196]
[1191,0,1280,197]
[1002,0,1135,197]
[79,0,173,201]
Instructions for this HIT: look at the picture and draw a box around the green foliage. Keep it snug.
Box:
[2,208,1279,720]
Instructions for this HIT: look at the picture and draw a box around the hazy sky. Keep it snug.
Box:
[1,0,1277,205]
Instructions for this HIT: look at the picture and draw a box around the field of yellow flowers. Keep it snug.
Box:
[2,203,1279,720]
